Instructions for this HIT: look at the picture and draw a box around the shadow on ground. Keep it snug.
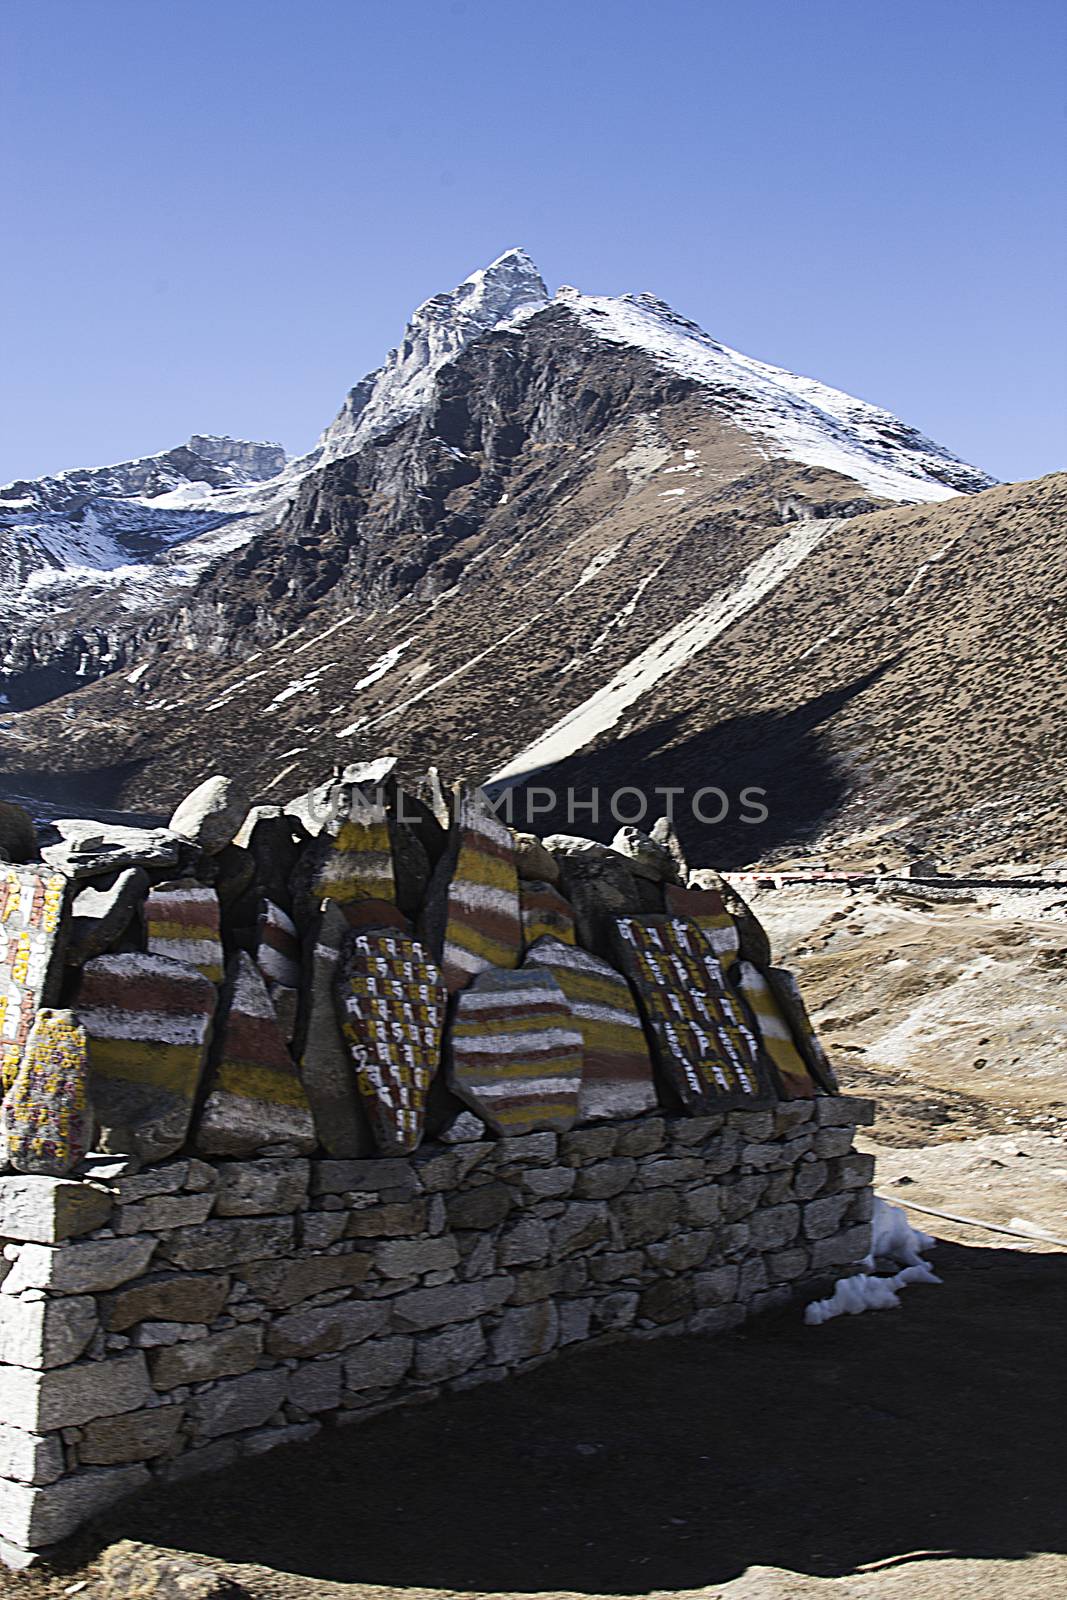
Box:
[83,1240,1067,1596]
[493,665,895,869]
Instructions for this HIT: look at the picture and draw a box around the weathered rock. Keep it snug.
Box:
[255,899,301,990]
[765,967,838,1092]
[235,806,307,912]
[0,1422,64,1486]
[438,1109,486,1143]
[444,1182,512,1230]
[214,1156,309,1216]
[155,1215,296,1271]
[0,803,38,864]
[524,936,657,1123]
[612,916,770,1110]
[66,866,148,966]
[513,833,560,884]
[1,1008,93,1175]
[195,953,315,1157]
[413,1320,486,1383]
[490,1301,558,1364]
[76,952,217,1163]
[3,1234,156,1296]
[265,1300,388,1358]
[0,1350,150,1432]
[550,841,651,959]
[39,820,182,880]
[294,900,374,1157]
[391,1281,507,1331]
[188,1368,288,1439]
[0,864,71,1092]
[519,880,576,948]
[735,961,817,1100]
[687,869,771,965]
[449,966,582,1136]
[149,1325,262,1389]
[95,1537,250,1597]
[334,929,446,1155]
[79,1407,185,1466]
[169,775,250,855]
[611,826,682,884]
[237,1253,371,1309]
[418,787,522,992]
[103,1272,230,1331]
[0,1174,111,1242]
[0,1463,150,1551]
[144,879,224,984]
[0,1293,98,1369]
[344,1334,414,1391]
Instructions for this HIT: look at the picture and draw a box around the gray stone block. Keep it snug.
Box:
[188,1369,288,1439]
[391,1279,509,1332]
[560,1126,618,1165]
[492,1132,558,1168]
[0,1351,150,1432]
[0,1294,98,1370]
[553,1202,610,1258]
[829,1152,876,1190]
[149,1325,263,1389]
[638,1278,695,1324]
[78,1405,184,1465]
[521,1167,575,1199]
[215,1159,310,1216]
[589,1250,645,1284]
[773,1102,814,1135]
[114,1193,215,1235]
[646,1231,715,1273]
[103,1271,231,1331]
[3,1235,158,1296]
[345,1201,429,1238]
[766,1248,810,1283]
[498,1217,550,1266]
[611,1190,679,1247]
[344,1335,413,1392]
[288,1357,343,1413]
[573,1159,636,1200]
[737,1257,769,1300]
[814,1127,854,1159]
[592,1292,638,1331]
[638,1156,705,1188]
[0,1462,149,1548]
[684,1182,725,1226]
[749,1204,801,1252]
[816,1095,874,1126]
[265,1301,389,1358]
[694,1265,740,1307]
[720,1175,767,1221]
[803,1193,853,1241]
[0,1424,65,1486]
[373,1237,459,1278]
[0,1177,112,1244]
[490,1301,558,1364]
[811,1223,872,1269]
[311,1159,419,1200]
[157,1216,296,1270]
[445,1185,512,1231]
[668,1113,725,1146]
[792,1159,829,1201]
[687,1304,745,1336]
[413,1322,485,1383]
[558,1299,594,1346]
[614,1118,665,1157]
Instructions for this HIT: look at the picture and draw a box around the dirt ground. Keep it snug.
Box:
[3,884,1064,1600]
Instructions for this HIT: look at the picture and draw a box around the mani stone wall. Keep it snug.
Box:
[0,1095,874,1563]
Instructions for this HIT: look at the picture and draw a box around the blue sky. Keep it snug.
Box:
[3,0,1064,486]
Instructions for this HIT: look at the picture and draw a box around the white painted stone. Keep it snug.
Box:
[0,1295,98,1370]
[0,1177,112,1243]
[1,1235,157,1296]
[0,1461,149,1548]
[0,1424,64,1486]
[0,1351,150,1432]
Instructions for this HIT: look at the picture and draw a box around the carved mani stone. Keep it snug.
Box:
[612,916,769,1111]
[735,961,817,1101]
[448,967,582,1136]
[1,1009,93,1175]
[334,931,447,1155]
[75,952,217,1162]
[524,936,657,1123]
[195,952,316,1157]
[662,883,739,964]
[144,880,224,984]
[0,865,71,1092]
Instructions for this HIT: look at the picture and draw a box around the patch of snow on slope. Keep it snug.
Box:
[488,517,841,784]
[557,288,995,503]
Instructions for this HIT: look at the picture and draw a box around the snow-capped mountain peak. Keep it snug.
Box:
[317,247,550,463]
[550,286,995,502]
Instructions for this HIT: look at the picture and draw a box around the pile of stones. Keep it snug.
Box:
[0,765,837,1177]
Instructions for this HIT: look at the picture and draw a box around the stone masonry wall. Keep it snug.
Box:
[0,1095,874,1561]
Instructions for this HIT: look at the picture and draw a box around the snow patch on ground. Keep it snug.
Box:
[804,1198,940,1326]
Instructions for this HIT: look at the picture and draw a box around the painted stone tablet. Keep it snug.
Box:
[292,804,396,925]
[448,967,582,1136]
[1,1008,93,1175]
[294,900,375,1156]
[735,961,817,1100]
[0,866,71,1092]
[663,884,739,964]
[520,880,576,950]
[612,916,768,1110]
[524,936,657,1122]
[256,898,302,990]
[195,952,316,1156]
[334,931,446,1155]
[76,951,216,1162]
[420,792,522,992]
[144,879,224,984]
[765,966,838,1093]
